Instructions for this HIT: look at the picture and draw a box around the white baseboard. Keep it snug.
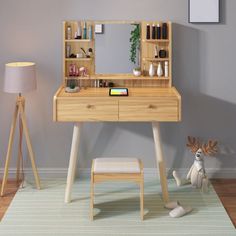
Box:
[0,168,236,179]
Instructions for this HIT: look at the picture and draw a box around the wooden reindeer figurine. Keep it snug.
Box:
[173,136,218,192]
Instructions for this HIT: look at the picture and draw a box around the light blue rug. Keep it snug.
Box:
[0,178,235,236]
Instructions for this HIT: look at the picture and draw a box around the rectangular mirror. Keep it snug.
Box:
[95,23,140,74]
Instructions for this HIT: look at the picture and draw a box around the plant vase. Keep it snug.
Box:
[149,63,155,77]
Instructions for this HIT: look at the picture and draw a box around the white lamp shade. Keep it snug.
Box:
[4,62,36,93]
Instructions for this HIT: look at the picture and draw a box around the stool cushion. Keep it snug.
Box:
[93,158,141,174]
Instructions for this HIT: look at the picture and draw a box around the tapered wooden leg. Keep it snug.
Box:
[90,171,94,221]
[140,176,144,220]
[1,104,19,196]
[152,122,169,203]
[65,123,81,203]
[16,116,23,182]
[19,105,41,190]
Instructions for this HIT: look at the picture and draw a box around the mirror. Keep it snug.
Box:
[95,23,140,74]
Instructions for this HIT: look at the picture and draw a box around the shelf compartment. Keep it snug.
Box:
[65,39,94,43]
[142,39,169,43]
[65,58,93,61]
[143,58,169,62]
[65,75,170,80]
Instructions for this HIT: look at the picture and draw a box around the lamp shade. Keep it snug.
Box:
[4,62,36,93]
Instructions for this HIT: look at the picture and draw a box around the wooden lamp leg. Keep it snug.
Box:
[65,123,81,203]
[16,98,25,183]
[16,117,23,183]
[19,104,41,190]
[1,104,19,196]
[152,122,169,203]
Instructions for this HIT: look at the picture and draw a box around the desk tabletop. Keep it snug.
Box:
[55,86,181,99]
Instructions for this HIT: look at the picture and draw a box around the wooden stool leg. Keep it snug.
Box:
[140,179,144,220]
[1,104,19,196]
[65,123,81,203]
[90,171,94,221]
[19,105,41,190]
[152,122,169,203]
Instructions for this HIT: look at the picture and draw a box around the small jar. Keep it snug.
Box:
[159,48,167,58]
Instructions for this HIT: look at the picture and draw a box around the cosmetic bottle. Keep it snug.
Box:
[157,24,161,39]
[152,24,156,39]
[69,64,73,76]
[149,63,155,77]
[164,61,169,78]
[87,48,93,58]
[99,80,103,87]
[83,22,87,39]
[67,25,72,40]
[146,24,150,40]
[77,22,82,39]
[75,66,79,77]
[72,64,77,76]
[88,25,93,40]
[108,82,114,87]
[143,64,146,76]
[157,62,163,77]
[66,45,71,58]
[154,45,159,58]
[162,23,168,39]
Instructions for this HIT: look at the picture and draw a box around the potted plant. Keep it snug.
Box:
[130,24,141,76]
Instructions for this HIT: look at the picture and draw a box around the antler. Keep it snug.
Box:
[202,140,218,156]
[186,136,201,153]
[187,136,218,156]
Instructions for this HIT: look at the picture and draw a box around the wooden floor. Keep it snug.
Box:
[0,180,21,220]
[0,179,235,228]
[211,179,236,227]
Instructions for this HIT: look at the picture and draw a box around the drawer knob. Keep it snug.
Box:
[87,104,94,109]
[148,104,157,109]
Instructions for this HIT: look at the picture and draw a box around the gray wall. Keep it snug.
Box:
[0,0,235,176]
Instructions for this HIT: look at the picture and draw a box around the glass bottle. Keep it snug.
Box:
[67,25,72,40]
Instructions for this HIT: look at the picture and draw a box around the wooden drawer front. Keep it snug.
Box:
[119,99,179,121]
[57,99,118,121]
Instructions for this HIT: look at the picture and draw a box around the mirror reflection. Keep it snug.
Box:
[95,23,140,74]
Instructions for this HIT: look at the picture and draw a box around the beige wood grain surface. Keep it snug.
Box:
[54,86,181,122]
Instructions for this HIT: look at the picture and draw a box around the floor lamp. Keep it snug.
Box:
[1,62,41,196]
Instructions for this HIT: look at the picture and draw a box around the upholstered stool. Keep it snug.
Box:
[90,158,144,220]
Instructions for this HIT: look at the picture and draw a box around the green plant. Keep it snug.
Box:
[130,24,140,65]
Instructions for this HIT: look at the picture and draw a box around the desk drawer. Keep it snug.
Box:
[56,99,118,121]
[119,99,179,121]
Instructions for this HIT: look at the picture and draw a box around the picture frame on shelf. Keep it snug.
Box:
[95,24,103,34]
[189,0,220,23]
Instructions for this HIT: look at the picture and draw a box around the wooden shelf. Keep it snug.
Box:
[143,58,169,62]
[65,58,93,61]
[142,39,169,43]
[65,39,93,43]
[66,75,170,80]
[62,21,172,88]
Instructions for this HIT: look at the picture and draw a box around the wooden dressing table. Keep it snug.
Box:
[53,21,181,204]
